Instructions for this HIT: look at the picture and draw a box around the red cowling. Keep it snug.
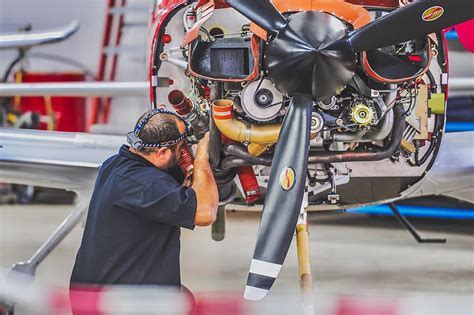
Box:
[455,20,474,53]
[238,166,261,203]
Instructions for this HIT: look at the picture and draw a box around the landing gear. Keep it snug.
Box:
[10,193,91,277]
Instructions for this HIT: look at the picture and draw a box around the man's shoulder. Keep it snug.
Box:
[110,156,175,188]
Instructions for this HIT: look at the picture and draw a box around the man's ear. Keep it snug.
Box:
[156,147,170,159]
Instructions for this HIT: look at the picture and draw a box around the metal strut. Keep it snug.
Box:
[296,187,314,315]
[389,203,446,244]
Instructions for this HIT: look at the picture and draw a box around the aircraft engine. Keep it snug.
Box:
[150,0,451,208]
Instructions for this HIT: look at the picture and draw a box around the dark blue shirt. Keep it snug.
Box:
[70,145,197,286]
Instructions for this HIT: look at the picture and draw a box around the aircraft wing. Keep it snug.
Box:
[401,131,474,204]
[0,128,123,193]
[0,21,79,50]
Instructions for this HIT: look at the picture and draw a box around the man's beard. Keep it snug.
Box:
[164,152,179,170]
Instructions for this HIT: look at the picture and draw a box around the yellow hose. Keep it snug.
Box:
[212,99,281,144]
[247,143,273,156]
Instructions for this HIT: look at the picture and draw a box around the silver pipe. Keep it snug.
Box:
[0,81,148,97]
[159,52,188,69]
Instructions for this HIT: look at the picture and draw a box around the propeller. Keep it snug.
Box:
[225,0,286,36]
[224,0,474,300]
[244,95,312,300]
[345,0,474,53]
[324,0,474,80]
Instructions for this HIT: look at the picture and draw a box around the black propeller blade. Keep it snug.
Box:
[225,0,287,35]
[347,0,474,52]
[244,95,313,301]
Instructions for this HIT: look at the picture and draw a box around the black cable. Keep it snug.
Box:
[2,52,24,83]
[28,52,95,79]
[415,114,442,166]
[425,69,437,93]
[412,69,443,166]
[1,53,25,126]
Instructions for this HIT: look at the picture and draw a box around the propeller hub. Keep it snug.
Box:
[265,11,356,100]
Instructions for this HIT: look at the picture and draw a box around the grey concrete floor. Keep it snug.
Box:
[1,204,473,313]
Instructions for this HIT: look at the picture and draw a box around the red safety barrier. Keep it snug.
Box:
[14,72,86,132]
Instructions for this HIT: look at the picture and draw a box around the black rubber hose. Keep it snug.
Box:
[307,104,405,163]
[2,53,23,83]
[220,157,254,169]
[222,143,272,166]
[415,113,442,166]
[219,104,405,167]
[209,117,222,169]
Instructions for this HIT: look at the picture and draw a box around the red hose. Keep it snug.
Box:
[177,145,194,180]
[168,90,193,115]
[238,166,261,203]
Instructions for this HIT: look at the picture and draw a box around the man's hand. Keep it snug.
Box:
[195,132,210,161]
[191,131,219,226]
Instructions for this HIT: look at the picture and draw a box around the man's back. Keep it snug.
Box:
[70,145,197,286]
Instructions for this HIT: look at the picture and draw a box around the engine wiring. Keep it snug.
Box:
[405,72,444,167]
[398,81,418,117]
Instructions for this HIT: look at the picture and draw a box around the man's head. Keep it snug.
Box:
[130,111,187,170]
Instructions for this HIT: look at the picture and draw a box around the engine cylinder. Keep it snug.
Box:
[168,89,209,140]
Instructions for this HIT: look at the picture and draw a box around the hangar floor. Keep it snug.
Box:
[0,204,473,313]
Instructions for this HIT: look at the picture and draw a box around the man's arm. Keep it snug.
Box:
[192,133,219,226]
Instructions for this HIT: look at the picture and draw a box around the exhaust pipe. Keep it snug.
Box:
[168,90,209,140]
[212,99,281,144]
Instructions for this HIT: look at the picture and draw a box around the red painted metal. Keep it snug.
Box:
[102,0,127,124]
[90,0,115,129]
[454,20,474,53]
[441,30,450,100]
[162,34,172,44]
[90,0,127,128]
[148,0,187,107]
[345,0,399,8]
[16,72,87,132]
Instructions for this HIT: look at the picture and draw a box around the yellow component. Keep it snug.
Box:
[350,102,373,126]
[13,71,23,112]
[401,139,416,154]
[296,221,313,307]
[44,96,56,131]
[428,93,445,114]
[212,99,281,144]
[248,143,272,156]
[6,113,18,124]
[414,85,428,140]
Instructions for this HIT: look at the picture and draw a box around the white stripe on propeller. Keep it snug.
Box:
[249,259,282,278]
